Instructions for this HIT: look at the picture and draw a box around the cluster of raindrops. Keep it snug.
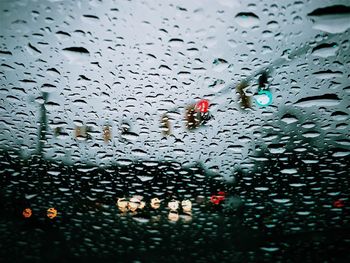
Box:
[0,0,349,262]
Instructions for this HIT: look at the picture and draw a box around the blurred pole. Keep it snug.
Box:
[37,92,48,157]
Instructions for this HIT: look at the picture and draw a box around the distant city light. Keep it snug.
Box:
[22,208,32,218]
[181,200,192,212]
[168,199,180,211]
[333,199,345,208]
[47,208,58,219]
[210,191,226,205]
[150,198,161,209]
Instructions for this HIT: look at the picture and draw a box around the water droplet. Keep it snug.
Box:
[308,5,350,33]
[235,12,260,28]
[294,94,340,107]
[312,43,339,58]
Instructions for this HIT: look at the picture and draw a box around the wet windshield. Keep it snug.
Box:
[0,0,349,262]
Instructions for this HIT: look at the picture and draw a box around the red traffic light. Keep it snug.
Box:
[196,99,209,113]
